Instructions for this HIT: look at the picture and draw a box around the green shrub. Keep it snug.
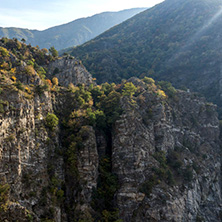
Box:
[27,60,35,66]
[49,46,58,57]
[122,82,137,97]
[35,84,49,95]
[56,189,64,201]
[53,67,59,74]
[167,150,183,170]
[0,183,10,211]
[27,213,33,222]
[91,157,119,217]
[0,47,9,57]
[152,151,176,185]
[0,104,4,113]
[15,81,25,91]
[183,166,193,182]
[37,67,46,79]
[45,113,59,130]
[139,175,158,197]
[143,77,155,85]
[5,134,15,142]
[66,141,79,177]
[153,151,167,168]
[158,81,177,98]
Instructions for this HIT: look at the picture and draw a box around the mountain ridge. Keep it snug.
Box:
[0,8,146,50]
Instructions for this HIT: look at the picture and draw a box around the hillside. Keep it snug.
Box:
[70,0,222,115]
[0,8,146,50]
[0,37,222,222]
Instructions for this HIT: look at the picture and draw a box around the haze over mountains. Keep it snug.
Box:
[70,0,222,114]
[0,8,146,50]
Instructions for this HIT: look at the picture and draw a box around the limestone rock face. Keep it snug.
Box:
[0,39,97,221]
[0,74,222,222]
[76,126,99,209]
[0,89,63,221]
[112,79,221,222]
[0,89,99,221]
[15,62,42,86]
[48,56,93,87]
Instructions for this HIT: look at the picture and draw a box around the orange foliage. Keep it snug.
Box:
[42,48,48,54]
[46,79,52,88]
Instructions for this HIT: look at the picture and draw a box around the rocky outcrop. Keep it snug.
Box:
[48,56,93,87]
[0,87,64,221]
[112,79,221,221]
[0,87,99,221]
[0,72,221,222]
[75,126,99,214]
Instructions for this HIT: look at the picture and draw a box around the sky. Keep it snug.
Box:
[0,0,164,30]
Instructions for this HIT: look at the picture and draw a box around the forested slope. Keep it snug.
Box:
[70,0,222,114]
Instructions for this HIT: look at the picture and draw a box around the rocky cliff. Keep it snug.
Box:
[112,78,221,221]
[0,79,64,221]
[47,56,93,87]
[0,38,222,221]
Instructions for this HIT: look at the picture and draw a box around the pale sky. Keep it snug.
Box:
[0,0,164,30]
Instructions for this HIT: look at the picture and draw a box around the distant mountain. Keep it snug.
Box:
[70,0,222,115]
[0,8,146,50]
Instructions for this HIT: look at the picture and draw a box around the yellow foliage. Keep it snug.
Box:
[88,99,94,106]
[52,77,59,86]
[68,83,79,93]
[24,92,33,100]
[10,68,16,74]
[25,87,31,94]
[0,47,9,57]
[0,62,9,70]
[24,65,36,76]
[0,70,7,74]
[97,85,102,90]
[17,42,22,50]
[143,77,155,85]
[71,109,85,118]
[11,76,16,82]
[156,89,167,99]
[92,78,97,81]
